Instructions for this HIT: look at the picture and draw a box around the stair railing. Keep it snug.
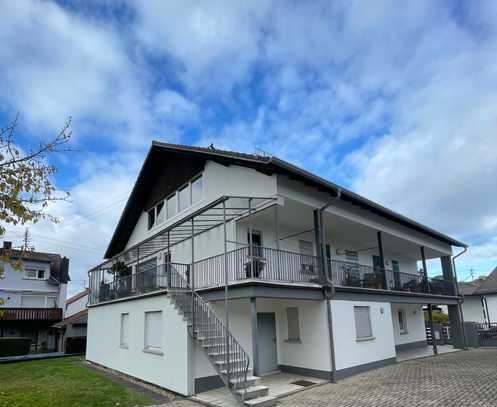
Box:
[166,262,250,390]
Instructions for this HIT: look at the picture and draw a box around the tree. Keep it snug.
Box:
[0,114,71,279]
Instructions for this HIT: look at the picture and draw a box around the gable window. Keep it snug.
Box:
[191,175,203,203]
[398,310,408,334]
[147,208,156,230]
[178,185,190,213]
[144,311,162,354]
[286,307,301,342]
[354,306,373,340]
[120,313,129,348]
[166,194,176,219]
[24,268,47,280]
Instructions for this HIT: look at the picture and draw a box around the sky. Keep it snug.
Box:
[1,0,497,296]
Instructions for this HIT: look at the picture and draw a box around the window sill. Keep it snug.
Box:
[119,344,129,350]
[356,336,376,342]
[400,331,409,335]
[284,338,302,344]
[143,347,163,356]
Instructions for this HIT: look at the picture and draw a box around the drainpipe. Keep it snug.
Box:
[318,188,341,383]
[452,247,468,350]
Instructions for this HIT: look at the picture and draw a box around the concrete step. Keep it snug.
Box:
[243,395,278,407]
[237,385,269,401]
[208,351,239,358]
[215,358,246,368]
[229,375,259,389]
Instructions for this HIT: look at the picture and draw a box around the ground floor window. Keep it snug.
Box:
[286,307,301,342]
[144,311,162,353]
[354,306,373,339]
[398,309,408,334]
[120,313,129,348]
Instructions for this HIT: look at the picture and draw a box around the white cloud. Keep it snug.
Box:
[0,0,151,144]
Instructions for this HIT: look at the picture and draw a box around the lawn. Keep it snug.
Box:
[0,356,154,407]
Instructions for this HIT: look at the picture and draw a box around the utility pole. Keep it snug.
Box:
[22,228,34,251]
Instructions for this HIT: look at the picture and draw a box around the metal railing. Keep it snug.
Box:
[168,262,250,389]
[330,259,454,295]
[194,246,320,289]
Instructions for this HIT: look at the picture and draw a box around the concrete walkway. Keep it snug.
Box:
[396,344,461,362]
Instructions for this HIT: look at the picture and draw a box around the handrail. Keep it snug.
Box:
[168,262,250,388]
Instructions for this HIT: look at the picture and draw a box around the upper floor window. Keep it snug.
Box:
[24,268,47,280]
[147,174,203,230]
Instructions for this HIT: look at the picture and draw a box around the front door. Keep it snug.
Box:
[257,312,278,374]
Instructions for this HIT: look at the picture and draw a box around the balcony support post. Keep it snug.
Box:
[427,304,438,355]
[191,219,195,338]
[167,231,171,289]
[250,297,258,376]
[377,231,387,289]
[313,209,326,283]
[248,198,254,278]
[223,200,230,385]
[441,255,467,349]
[275,203,281,280]
[421,246,430,294]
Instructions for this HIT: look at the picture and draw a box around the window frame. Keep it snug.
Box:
[120,313,130,349]
[144,311,163,354]
[24,268,48,280]
[354,305,374,340]
[398,309,408,334]
[285,307,301,343]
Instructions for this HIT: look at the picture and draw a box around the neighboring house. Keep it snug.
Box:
[54,288,89,354]
[0,242,70,352]
[459,268,497,325]
[86,143,466,406]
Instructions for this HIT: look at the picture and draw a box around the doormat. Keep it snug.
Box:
[291,380,316,387]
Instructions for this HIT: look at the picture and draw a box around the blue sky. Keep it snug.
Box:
[1,0,497,294]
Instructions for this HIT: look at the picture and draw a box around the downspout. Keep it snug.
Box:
[319,188,341,383]
[452,247,468,349]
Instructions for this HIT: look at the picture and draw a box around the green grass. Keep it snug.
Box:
[0,356,154,407]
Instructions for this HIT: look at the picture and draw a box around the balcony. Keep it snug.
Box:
[89,246,456,305]
[0,307,63,321]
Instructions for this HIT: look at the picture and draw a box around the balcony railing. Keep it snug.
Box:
[89,247,456,305]
[194,246,320,289]
[0,307,63,321]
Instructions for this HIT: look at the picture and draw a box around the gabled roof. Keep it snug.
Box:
[104,142,467,258]
[53,309,87,328]
[458,268,497,296]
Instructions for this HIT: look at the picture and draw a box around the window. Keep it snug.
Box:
[120,313,129,348]
[398,310,408,334]
[286,307,301,342]
[156,201,165,225]
[191,175,203,203]
[178,185,190,212]
[354,306,373,339]
[21,295,57,308]
[147,208,155,230]
[144,311,162,352]
[24,268,46,280]
[166,194,176,219]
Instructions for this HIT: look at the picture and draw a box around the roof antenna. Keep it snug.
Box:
[208,143,215,150]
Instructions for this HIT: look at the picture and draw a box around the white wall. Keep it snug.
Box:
[331,299,396,371]
[486,294,497,323]
[390,303,426,346]
[66,293,88,317]
[193,298,331,381]
[461,296,485,323]
[86,295,190,395]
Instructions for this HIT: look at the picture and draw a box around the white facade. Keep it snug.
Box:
[66,292,88,317]
[461,294,497,324]
[87,151,461,396]
[87,294,191,395]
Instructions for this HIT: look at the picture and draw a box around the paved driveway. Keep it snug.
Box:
[279,349,497,407]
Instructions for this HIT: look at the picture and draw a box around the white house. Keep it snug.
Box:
[86,143,466,406]
[0,242,70,352]
[459,268,497,325]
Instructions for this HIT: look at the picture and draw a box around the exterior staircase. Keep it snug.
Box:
[168,263,277,407]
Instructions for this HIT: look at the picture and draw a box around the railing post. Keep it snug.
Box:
[191,219,195,337]
[223,200,230,385]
